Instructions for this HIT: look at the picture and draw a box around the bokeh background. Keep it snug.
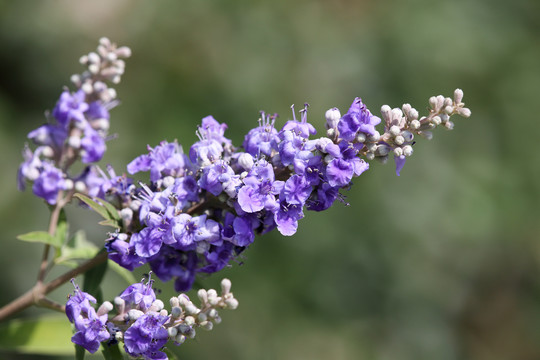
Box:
[1,0,539,359]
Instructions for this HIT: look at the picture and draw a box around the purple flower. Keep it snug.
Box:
[198,115,231,145]
[237,160,283,213]
[168,214,221,250]
[337,98,381,141]
[81,126,106,163]
[52,89,89,127]
[71,307,110,353]
[17,146,42,191]
[281,174,312,205]
[128,141,187,182]
[243,112,280,157]
[149,246,198,284]
[198,160,235,196]
[326,158,354,187]
[27,124,67,150]
[394,154,406,176]
[119,279,156,311]
[222,213,255,247]
[66,281,97,323]
[306,183,339,212]
[132,227,168,258]
[105,233,146,271]
[199,242,235,273]
[123,312,169,359]
[274,201,304,236]
[32,163,66,205]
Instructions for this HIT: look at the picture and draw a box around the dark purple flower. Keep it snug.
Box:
[199,242,235,273]
[52,89,89,127]
[306,183,339,212]
[105,233,146,271]
[149,246,198,283]
[32,163,66,205]
[222,212,255,247]
[123,312,169,359]
[337,98,381,141]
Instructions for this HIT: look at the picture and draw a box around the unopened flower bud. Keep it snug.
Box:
[197,312,208,322]
[175,334,186,344]
[401,130,414,142]
[367,130,380,142]
[97,301,113,316]
[366,152,375,161]
[443,105,454,114]
[238,153,254,171]
[171,306,182,318]
[375,144,391,156]
[201,321,214,331]
[74,181,87,193]
[68,136,81,149]
[394,135,405,145]
[380,104,392,121]
[64,179,74,191]
[355,133,366,143]
[410,119,421,130]
[325,107,341,130]
[403,145,413,157]
[458,107,471,117]
[184,316,196,326]
[454,88,464,104]
[225,298,239,310]
[116,46,132,58]
[221,278,232,295]
[393,147,403,157]
[127,309,144,321]
[168,327,178,338]
[444,121,454,130]
[432,116,441,126]
[208,309,218,319]
[185,303,199,315]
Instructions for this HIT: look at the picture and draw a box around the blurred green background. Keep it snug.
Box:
[1,0,539,359]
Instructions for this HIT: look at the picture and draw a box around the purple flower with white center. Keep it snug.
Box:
[127,141,187,182]
[105,233,146,271]
[71,306,110,354]
[237,160,284,213]
[168,214,221,250]
[198,160,235,196]
[119,278,156,311]
[281,174,312,205]
[123,312,169,359]
[198,115,231,145]
[52,89,89,127]
[27,124,67,150]
[394,154,406,176]
[243,111,280,157]
[274,201,304,236]
[32,162,66,205]
[81,126,106,163]
[66,281,97,322]
[222,212,255,247]
[337,97,381,141]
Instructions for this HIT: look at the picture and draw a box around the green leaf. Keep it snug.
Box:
[17,231,61,248]
[54,209,69,256]
[163,347,180,360]
[99,219,121,229]
[55,230,99,265]
[101,342,124,360]
[101,199,122,222]
[73,193,112,221]
[108,260,137,285]
[0,315,74,355]
[83,250,108,303]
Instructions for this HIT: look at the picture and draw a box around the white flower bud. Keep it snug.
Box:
[238,153,254,171]
[440,114,449,123]
[97,301,113,316]
[197,312,208,322]
[168,327,178,338]
[187,328,196,339]
[394,135,405,145]
[443,105,454,114]
[74,181,87,193]
[185,303,199,315]
[375,144,391,156]
[114,296,125,307]
[106,52,118,62]
[88,63,100,75]
[454,88,464,104]
[161,176,175,189]
[151,299,164,311]
[366,143,377,153]
[410,119,421,130]
[116,46,132,58]
[367,130,380,142]
[41,146,54,158]
[326,128,336,138]
[201,321,214,331]
[107,88,117,100]
[225,298,239,310]
[401,103,412,115]
[82,82,93,94]
[325,107,341,129]
[79,55,89,65]
[380,104,392,121]
[99,37,111,47]
[365,152,375,161]
[419,131,433,140]
[436,95,445,109]
[171,306,182,318]
[444,121,454,130]
[355,133,366,143]
[184,316,196,326]
[68,136,81,149]
[458,107,471,118]
[120,208,133,222]
[88,52,100,64]
[429,96,438,109]
[127,309,144,321]
[208,309,219,319]
[175,334,186,344]
[403,145,413,157]
[70,74,81,86]
[393,147,403,157]
[115,332,124,341]
[432,116,441,126]
[160,309,168,317]
[63,179,74,191]
[221,278,232,294]
[213,316,222,324]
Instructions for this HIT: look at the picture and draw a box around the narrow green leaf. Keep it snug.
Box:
[99,219,121,229]
[83,250,108,303]
[101,199,122,222]
[101,342,123,360]
[73,193,112,221]
[108,260,137,285]
[54,209,69,249]
[17,231,60,247]
[75,343,86,360]
[55,230,99,265]
[0,315,74,355]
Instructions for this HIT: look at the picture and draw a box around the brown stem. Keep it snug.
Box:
[0,251,108,322]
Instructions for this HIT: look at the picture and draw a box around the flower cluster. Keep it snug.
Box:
[106,94,470,292]
[17,38,131,205]
[66,277,238,360]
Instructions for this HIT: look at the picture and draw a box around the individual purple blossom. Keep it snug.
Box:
[27,124,67,151]
[199,242,235,273]
[81,126,106,163]
[32,162,66,205]
[71,307,110,354]
[326,158,354,188]
[222,212,255,247]
[198,115,231,145]
[86,101,110,122]
[281,174,312,205]
[123,312,169,359]
[198,160,235,196]
[65,281,97,322]
[281,104,317,138]
[127,141,187,182]
[149,246,198,284]
[306,183,339,212]
[337,97,381,141]
[105,233,146,271]
[243,112,280,158]
[119,278,156,311]
[52,89,89,127]
[167,214,221,250]
[274,200,304,236]
[17,146,42,191]
[237,160,283,213]
[132,227,169,258]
